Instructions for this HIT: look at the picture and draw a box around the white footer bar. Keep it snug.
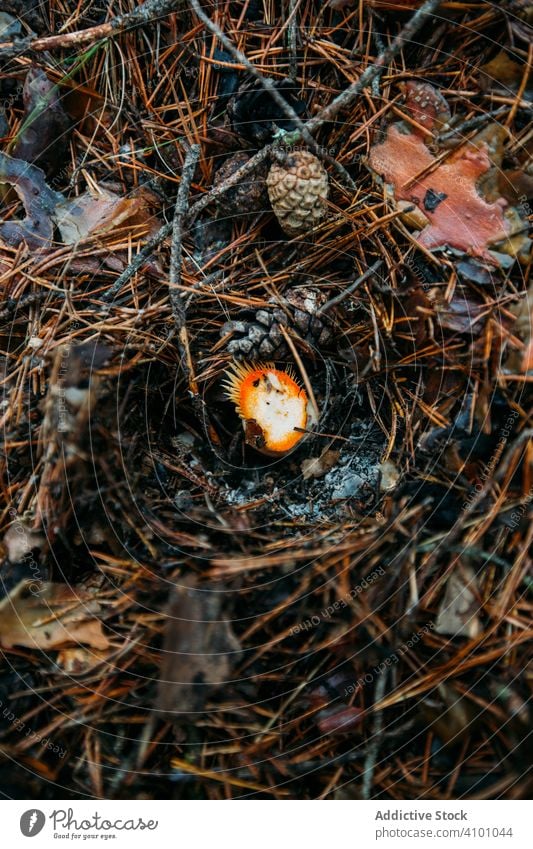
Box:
[4,800,530,848]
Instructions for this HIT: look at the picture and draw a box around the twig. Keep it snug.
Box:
[100,220,172,304]
[305,0,444,136]
[167,144,220,448]
[101,145,274,302]
[188,0,355,190]
[0,0,186,59]
[168,143,200,402]
[0,291,52,322]
[436,107,508,143]
[361,670,388,800]
[188,145,273,222]
[169,144,200,330]
[316,260,383,316]
[370,15,386,97]
[287,0,300,83]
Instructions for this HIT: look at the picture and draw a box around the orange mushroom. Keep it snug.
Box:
[224,362,315,456]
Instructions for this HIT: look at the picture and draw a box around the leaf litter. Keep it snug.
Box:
[0,0,531,802]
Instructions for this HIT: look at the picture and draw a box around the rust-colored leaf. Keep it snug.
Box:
[369,122,510,260]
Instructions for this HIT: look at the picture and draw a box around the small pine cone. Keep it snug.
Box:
[213,152,269,218]
[221,288,334,360]
[266,150,329,236]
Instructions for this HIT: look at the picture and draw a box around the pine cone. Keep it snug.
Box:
[213,152,269,218]
[266,150,329,236]
[221,288,334,360]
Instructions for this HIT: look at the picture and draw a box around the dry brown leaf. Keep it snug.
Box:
[0,155,161,256]
[480,50,531,95]
[301,449,340,480]
[55,186,159,244]
[12,66,70,176]
[156,577,241,716]
[506,284,533,373]
[435,563,482,639]
[0,153,62,249]
[0,581,110,651]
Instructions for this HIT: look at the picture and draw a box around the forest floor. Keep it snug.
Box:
[0,0,531,800]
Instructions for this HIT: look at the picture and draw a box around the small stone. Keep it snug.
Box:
[331,473,364,500]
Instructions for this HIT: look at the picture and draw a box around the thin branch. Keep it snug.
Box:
[101,145,273,302]
[188,0,355,190]
[0,0,186,59]
[100,221,172,304]
[361,670,388,800]
[316,260,384,316]
[287,0,300,83]
[166,144,215,444]
[169,144,200,330]
[306,0,444,136]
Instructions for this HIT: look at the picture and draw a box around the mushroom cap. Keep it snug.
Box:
[224,362,311,455]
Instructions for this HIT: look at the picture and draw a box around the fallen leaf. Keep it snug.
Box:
[0,11,22,38]
[401,79,450,133]
[12,66,71,176]
[480,50,532,95]
[0,581,110,651]
[0,153,162,267]
[0,1,44,33]
[369,122,510,260]
[301,449,340,480]
[156,576,241,716]
[3,519,47,564]
[505,283,533,373]
[435,563,482,638]
[368,82,530,263]
[316,704,364,735]
[456,258,497,287]
[0,152,63,249]
[54,186,159,244]
[420,682,479,745]
[425,287,488,336]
